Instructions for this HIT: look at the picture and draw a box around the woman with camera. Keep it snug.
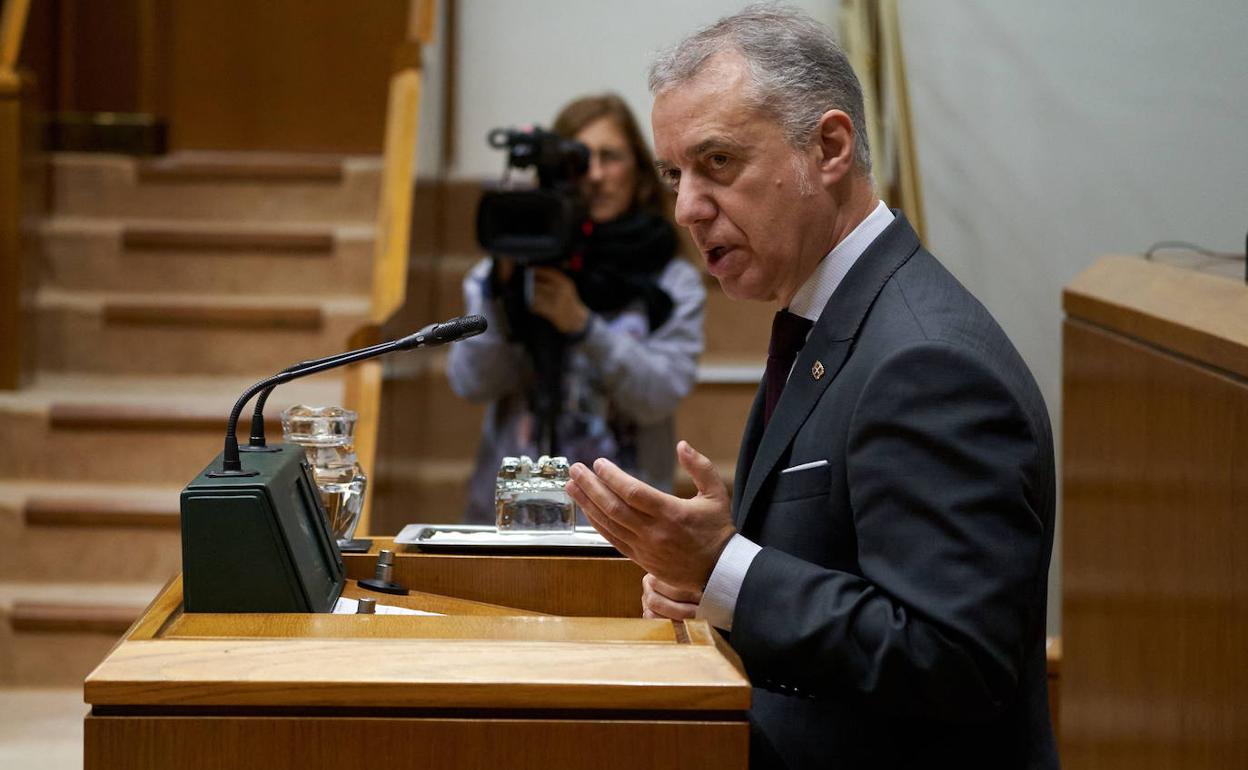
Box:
[448,93,706,524]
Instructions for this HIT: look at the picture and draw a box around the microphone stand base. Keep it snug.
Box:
[358,578,409,596]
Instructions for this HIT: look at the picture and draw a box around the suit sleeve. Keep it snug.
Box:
[577,258,706,425]
[729,341,1051,722]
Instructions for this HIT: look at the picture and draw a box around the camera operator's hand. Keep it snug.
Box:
[530,267,591,336]
[492,256,515,284]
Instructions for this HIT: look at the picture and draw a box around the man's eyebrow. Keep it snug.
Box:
[655,137,743,172]
[691,137,741,155]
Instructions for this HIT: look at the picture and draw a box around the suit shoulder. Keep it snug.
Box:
[861,250,1049,426]
[867,250,1015,359]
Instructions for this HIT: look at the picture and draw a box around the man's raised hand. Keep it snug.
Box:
[566,440,736,594]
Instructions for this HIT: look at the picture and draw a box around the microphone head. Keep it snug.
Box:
[398,315,488,350]
[431,314,487,344]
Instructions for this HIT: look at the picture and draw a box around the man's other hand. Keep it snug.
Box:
[642,573,701,620]
[529,267,590,335]
[566,440,736,595]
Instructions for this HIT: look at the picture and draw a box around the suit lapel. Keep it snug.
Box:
[731,384,766,525]
[734,212,922,531]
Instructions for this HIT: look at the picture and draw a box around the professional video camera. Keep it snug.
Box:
[476,126,590,265]
[474,126,592,456]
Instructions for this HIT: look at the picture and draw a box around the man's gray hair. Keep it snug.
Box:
[649,3,871,174]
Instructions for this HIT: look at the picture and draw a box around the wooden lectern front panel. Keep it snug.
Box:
[85,715,748,770]
[1062,318,1248,769]
[84,572,751,769]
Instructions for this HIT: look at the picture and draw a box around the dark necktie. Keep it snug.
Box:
[764,309,814,426]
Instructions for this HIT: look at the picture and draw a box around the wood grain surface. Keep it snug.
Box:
[87,572,749,713]
[1063,254,1248,380]
[86,561,750,768]
[343,540,646,617]
[85,715,748,770]
[85,635,749,710]
[1061,257,1248,769]
[159,0,409,152]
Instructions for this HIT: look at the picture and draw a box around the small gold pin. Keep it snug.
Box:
[811,360,825,380]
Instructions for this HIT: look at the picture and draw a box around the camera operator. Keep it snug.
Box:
[448,93,707,524]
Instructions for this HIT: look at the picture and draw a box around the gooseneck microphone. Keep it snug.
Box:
[210,314,487,477]
[241,339,395,452]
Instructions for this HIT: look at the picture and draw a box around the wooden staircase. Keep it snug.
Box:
[0,151,380,705]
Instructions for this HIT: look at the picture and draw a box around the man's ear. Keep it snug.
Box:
[815,109,856,186]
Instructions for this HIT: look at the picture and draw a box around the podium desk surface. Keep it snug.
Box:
[1064,254,1248,379]
[85,574,750,712]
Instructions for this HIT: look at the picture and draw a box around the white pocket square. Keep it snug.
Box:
[780,459,829,474]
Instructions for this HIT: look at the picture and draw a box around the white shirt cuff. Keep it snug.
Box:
[697,534,762,631]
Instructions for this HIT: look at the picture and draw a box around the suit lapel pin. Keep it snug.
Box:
[811,360,825,380]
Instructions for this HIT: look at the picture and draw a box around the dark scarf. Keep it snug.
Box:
[570,210,678,332]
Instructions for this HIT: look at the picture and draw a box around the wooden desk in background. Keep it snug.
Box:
[83,547,750,770]
[1062,255,1248,769]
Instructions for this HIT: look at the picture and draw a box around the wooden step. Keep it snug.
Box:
[0,373,342,484]
[52,152,380,223]
[136,150,347,183]
[34,289,369,375]
[0,582,161,687]
[0,482,182,583]
[123,226,335,253]
[40,217,374,296]
[0,687,87,770]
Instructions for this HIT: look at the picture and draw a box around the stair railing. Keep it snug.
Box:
[343,0,438,534]
[1,0,34,389]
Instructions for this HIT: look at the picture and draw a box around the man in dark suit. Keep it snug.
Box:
[565,6,1057,769]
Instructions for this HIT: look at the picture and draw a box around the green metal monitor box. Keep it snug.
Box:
[180,444,345,613]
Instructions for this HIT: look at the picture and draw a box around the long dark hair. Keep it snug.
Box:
[552,93,668,217]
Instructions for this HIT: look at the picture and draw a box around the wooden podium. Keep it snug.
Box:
[1061,255,1248,769]
[84,543,751,770]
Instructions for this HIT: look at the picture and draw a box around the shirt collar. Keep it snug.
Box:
[788,200,895,323]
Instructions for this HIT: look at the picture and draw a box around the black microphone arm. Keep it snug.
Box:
[243,340,394,451]
[213,314,487,476]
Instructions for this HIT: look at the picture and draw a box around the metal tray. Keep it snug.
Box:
[394,523,619,555]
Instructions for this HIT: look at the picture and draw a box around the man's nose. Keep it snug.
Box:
[673,181,714,227]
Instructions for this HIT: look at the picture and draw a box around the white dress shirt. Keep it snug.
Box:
[697,201,895,631]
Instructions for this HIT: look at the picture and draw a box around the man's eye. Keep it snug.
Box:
[662,170,681,189]
[707,154,730,170]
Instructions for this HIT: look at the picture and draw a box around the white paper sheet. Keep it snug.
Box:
[332,597,443,616]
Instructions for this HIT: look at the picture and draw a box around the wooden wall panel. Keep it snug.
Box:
[1061,318,1248,769]
[62,0,145,112]
[161,0,408,153]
